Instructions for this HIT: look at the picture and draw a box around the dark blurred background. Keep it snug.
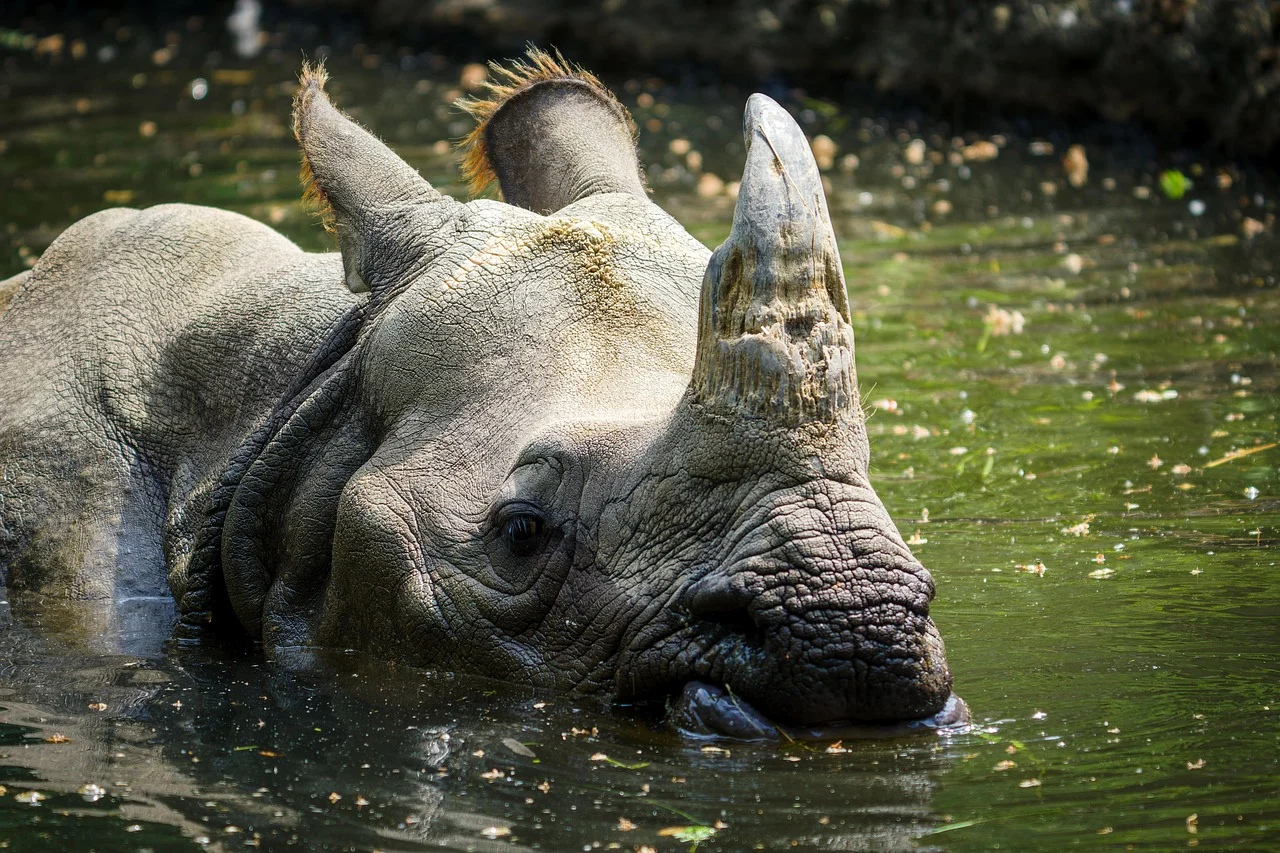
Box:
[4,0,1280,157]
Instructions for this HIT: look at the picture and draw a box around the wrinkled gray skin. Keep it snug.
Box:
[0,66,959,735]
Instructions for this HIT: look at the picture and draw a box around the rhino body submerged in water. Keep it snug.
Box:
[0,52,963,738]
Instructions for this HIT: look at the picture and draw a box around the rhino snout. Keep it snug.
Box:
[678,553,953,726]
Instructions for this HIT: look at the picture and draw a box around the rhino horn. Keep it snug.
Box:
[293,62,456,294]
[689,94,856,425]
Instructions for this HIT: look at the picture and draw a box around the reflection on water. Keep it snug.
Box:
[1,5,1278,851]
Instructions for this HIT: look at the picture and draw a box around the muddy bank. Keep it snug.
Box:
[289,0,1280,156]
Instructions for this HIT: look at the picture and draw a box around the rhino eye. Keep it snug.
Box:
[502,512,545,555]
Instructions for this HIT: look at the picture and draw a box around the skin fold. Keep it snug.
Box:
[0,50,957,732]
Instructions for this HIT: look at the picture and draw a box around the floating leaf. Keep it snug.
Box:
[502,737,536,758]
[1159,170,1189,199]
[659,825,717,843]
[921,818,983,835]
[601,755,650,769]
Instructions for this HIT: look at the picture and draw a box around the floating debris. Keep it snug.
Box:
[459,62,488,90]
[1062,145,1088,187]
[1204,442,1278,468]
[1088,568,1116,579]
[1133,389,1177,402]
[810,134,837,170]
[984,305,1026,336]
[695,173,725,198]
[1062,519,1091,537]
[962,140,999,162]
[502,738,536,758]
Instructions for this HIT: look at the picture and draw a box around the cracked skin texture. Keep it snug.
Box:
[0,51,953,725]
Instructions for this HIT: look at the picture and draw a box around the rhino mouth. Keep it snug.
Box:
[664,681,970,742]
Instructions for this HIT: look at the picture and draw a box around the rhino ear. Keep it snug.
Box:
[459,48,646,214]
[293,63,457,294]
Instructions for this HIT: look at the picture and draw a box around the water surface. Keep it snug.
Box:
[1,12,1277,851]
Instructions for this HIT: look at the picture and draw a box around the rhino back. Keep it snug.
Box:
[0,204,359,631]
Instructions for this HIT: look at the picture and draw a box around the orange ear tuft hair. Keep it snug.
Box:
[293,60,336,233]
[456,47,636,198]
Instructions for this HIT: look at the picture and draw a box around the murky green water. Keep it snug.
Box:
[2,11,1278,852]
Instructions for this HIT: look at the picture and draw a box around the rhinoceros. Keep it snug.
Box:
[0,51,962,738]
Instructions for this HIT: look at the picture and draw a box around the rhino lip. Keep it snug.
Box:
[666,681,971,742]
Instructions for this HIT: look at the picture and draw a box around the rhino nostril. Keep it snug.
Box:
[686,575,766,646]
[698,605,761,644]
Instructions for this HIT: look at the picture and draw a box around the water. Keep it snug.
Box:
[2,11,1278,852]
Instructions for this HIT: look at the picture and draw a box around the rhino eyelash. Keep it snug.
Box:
[492,502,550,555]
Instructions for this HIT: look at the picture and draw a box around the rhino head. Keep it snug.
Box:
[203,53,962,738]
